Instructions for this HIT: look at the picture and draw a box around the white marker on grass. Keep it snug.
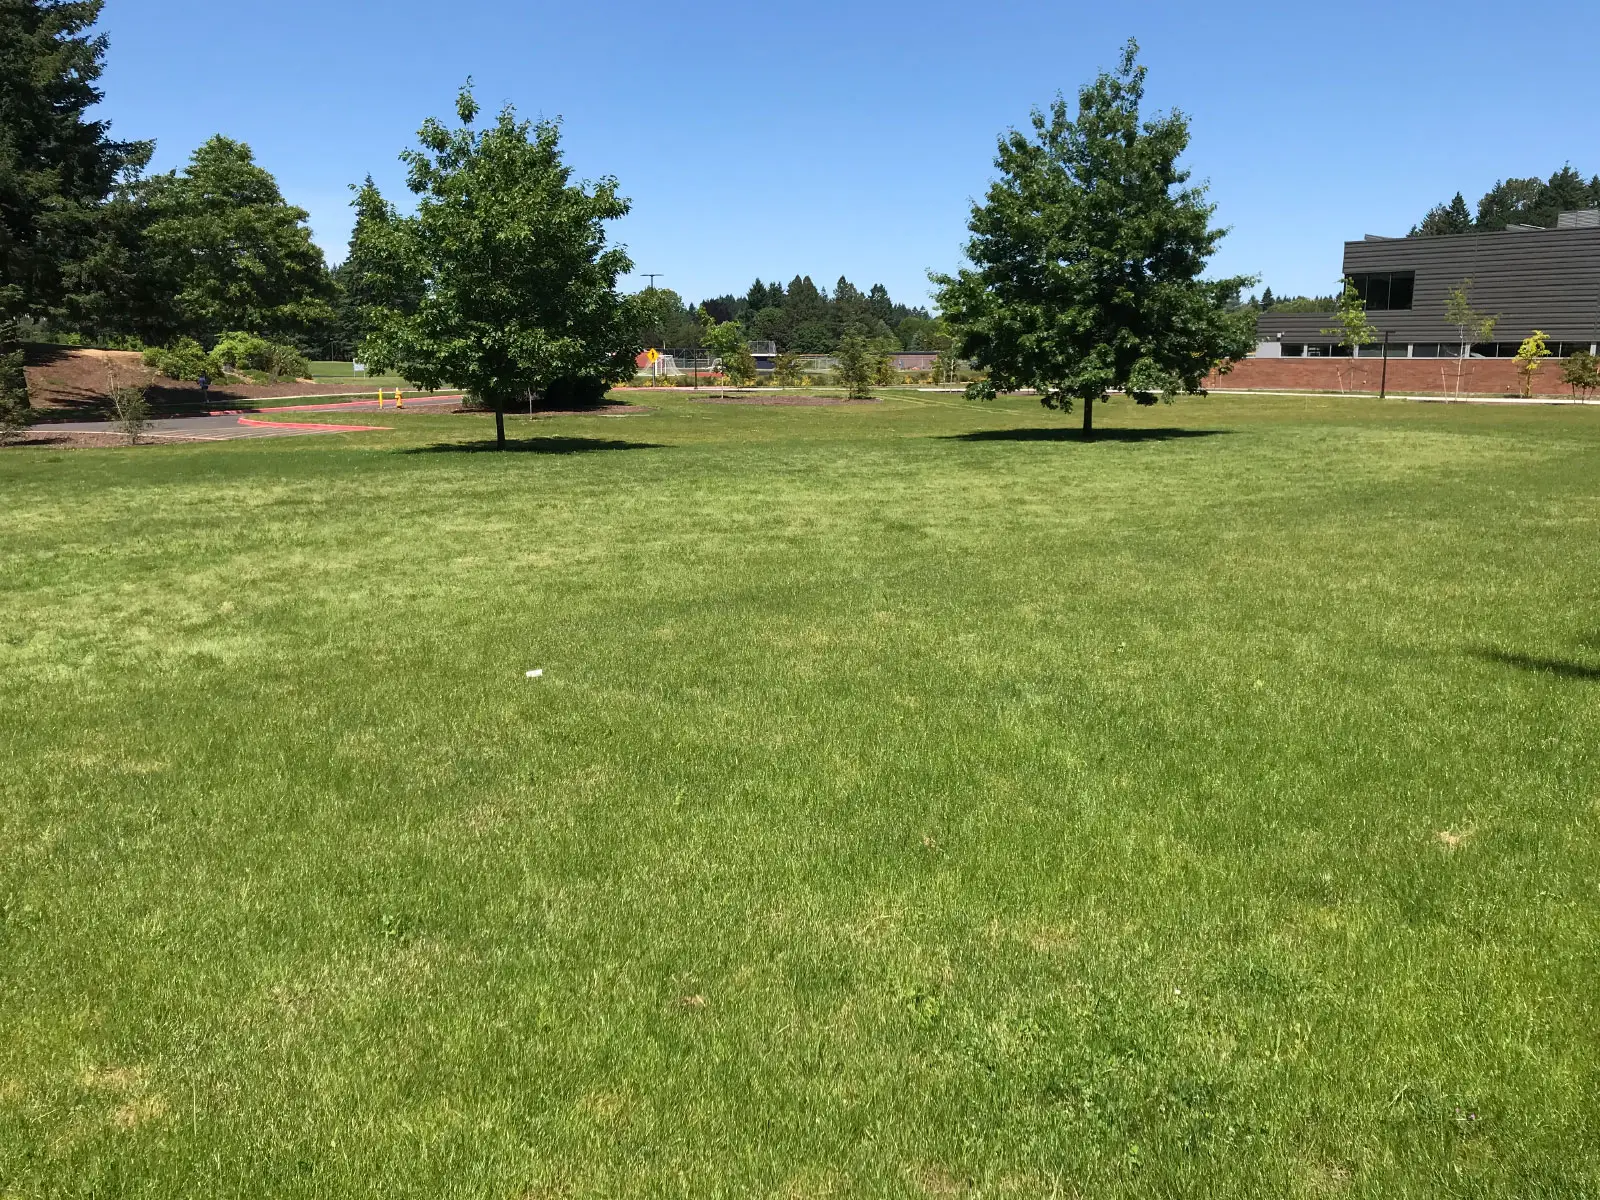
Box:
[525,669,543,678]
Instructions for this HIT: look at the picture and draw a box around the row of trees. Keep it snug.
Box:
[5,8,1256,443]
[1412,166,1600,236]
[631,278,949,357]
[2,2,335,365]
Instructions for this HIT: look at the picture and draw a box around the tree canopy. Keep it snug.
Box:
[132,136,333,344]
[0,0,150,323]
[933,39,1255,434]
[355,85,640,447]
[1412,166,1600,235]
[639,276,945,355]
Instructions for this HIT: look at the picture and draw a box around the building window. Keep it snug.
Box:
[1281,344,1304,357]
[1349,271,1415,311]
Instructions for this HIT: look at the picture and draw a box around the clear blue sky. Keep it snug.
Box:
[98,0,1600,309]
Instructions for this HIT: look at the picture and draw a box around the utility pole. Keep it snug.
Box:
[1379,329,1391,399]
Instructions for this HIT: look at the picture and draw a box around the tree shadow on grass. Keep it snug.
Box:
[1471,648,1600,681]
[942,427,1228,444]
[403,435,665,455]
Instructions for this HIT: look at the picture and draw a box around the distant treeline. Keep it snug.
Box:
[1236,287,1337,315]
[645,278,950,353]
[1412,166,1600,236]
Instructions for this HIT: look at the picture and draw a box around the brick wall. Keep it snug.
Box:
[1205,356,1584,398]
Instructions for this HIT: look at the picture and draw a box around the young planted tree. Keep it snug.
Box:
[1320,278,1377,391]
[356,85,639,448]
[933,39,1255,436]
[834,333,879,400]
[1513,330,1551,398]
[1560,349,1599,398]
[1443,281,1498,398]
[704,319,756,386]
[772,351,806,389]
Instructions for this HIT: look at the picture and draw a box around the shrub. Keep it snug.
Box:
[773,351,806,388]
[539,376,610,408]
[212,332,310,382]
[0,344,29,444]
[1561,349,1599,398]
[106,364,152,445]
[143,338,217,381]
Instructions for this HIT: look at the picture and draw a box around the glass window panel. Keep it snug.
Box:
[1366,275,1392,310]
[1330,344,1353,357]
[1281,344,1304,357]
[1411,344,1438,358]
[1387,273,1414,310]
[1304,344,1328,356]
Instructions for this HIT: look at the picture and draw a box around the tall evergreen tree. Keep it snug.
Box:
[0,0,150,322]
[1411,192,1473,236]
[331,176,417,356]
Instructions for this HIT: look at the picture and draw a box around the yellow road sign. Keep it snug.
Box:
[645,348,660,363]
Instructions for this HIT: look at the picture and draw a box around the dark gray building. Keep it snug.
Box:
[1256,211,1600,359]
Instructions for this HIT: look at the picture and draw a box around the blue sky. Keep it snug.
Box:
[98,0,1600,309]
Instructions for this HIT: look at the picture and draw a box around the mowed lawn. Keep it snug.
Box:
[2,391,1597,1198]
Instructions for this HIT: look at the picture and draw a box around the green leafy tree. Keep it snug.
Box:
[933,40,1255,436]
[834,333,879,400]
[1443,280,1498,397]
[1560,349,1599,398]
[136,137,332,344]
[1259,286,1275,309]
[772,350,805,388]
[1513,330,1550,398]
[1320,278,1377,390]
[356,85,639,448]
[0,0,151,324]
[704,319,755,385]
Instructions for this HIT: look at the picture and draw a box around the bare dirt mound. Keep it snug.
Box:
[22,346,398,419]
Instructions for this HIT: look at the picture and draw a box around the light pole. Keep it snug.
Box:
[1379,329,1391,399]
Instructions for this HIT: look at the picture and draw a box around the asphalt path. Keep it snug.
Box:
[36,394,467,440]
[43,414,391,440]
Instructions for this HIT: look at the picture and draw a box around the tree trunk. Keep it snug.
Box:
[1081,394,1094,438]
[494,397,506,450]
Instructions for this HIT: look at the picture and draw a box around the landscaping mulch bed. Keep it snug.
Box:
[684,395,881,406]
[450,404,653,416]
[3,429,208,450]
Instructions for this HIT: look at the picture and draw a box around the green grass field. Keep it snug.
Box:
[2,391,1597,1197]
[308,360,411,388]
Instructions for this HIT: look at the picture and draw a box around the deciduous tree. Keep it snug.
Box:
[356,85,640,448]
[1513,330,1550,398]
[137,137,332,344]
[933,40,1254,436]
